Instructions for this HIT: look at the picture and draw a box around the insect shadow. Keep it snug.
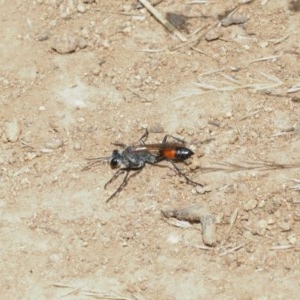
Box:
[82,130,203,202]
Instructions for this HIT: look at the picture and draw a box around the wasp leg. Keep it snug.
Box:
[139,128,149,145]
[105,168,143,202]
[162,134,186,145]
[166,159,204,187]
[111,142,127,148]
[104,169,126,189]
[105,170,129,202]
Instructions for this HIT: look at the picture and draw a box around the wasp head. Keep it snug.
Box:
[110,150,123,169]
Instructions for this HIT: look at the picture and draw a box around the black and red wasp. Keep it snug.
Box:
[82,130,203,202]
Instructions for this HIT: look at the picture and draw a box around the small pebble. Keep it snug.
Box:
[77,37,87,49]
[176,127,185,134]
[294,212,300,221]
[73,142,81,150]
[229,133,239,144]
[167,233,182,244]
[274,210,281,218]
[45,138,64,149]
[122,4,132,12]
[243,198,258,211]
[81,241,89,247]
[77,2,86,13]
[149,125,164,133]
[278,221,291,232]
[49,253,63,263]
[51,34,78,54]
[24,152,38,161]
[92,66,101,76]
[191,61,200,72]
[259,41,269,48]
[288,233,297,245]
[81,27,90,38]
[257,200,265,208]
[5,119,21,142]
[122,26,131,35]
[102,39,110,49]
[221,14,248,27]
[37,30,50,41]
[225,111,233,118]
[254,219,268,236]
[77,117,85,123]
[205,28,222,41]
[190,157,202,170]
[195,185,211,194]
[266,216,275,225]
[145,93,155,102]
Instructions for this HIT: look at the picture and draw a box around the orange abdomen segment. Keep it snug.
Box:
[160,149,178,159]
[160,147,194,161]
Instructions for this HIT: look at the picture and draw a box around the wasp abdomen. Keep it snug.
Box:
[160,147,193,161]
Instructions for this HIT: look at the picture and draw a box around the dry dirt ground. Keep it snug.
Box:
[1,0,300,299]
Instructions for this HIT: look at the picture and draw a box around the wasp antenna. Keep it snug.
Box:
[81,156,111,171]
[84,156,111,161]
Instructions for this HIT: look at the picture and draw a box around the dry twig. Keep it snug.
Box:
[162,203,217,247]
[138,0,187,41]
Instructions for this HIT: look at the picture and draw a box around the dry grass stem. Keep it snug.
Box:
[51,283,133,300]
[249,55,280,63]
[61,287,82,297]
[169,33,204,51]
[138,48,166,52]
[290,179,300,190]
[52,283,74,288]
[239,107,264,121]
[287,84,300,93]
[194,67,300,96]
[269,34,290,45]
[219,244,244,256]
[189,46,205,54]
[194,81,280,92]
[84,293,134,300]
[163,218,193,229]
[226,208,239,240]
[272,126,295,137]
[193,244,214,250]
[258,71,282,84]
[187,23,214,39]
[188,0,209,4]
[169,24,211,51]
[269,245,295,250]
[219,73,242,85]
[200,159,300,174]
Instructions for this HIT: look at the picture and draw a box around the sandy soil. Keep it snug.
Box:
[1,0,300,299]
